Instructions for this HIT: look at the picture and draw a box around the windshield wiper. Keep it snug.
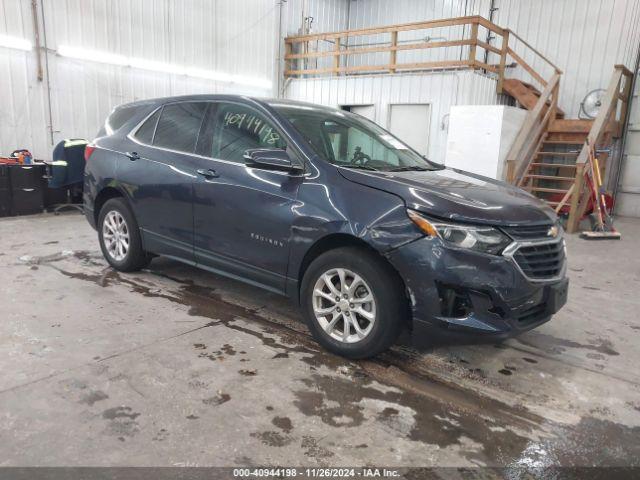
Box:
[340,164,379,171]
[388,166,433,172]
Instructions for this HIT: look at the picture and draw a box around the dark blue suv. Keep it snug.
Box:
[84,95,568,358]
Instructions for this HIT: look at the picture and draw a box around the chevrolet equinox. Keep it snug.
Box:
[84,95,568,358]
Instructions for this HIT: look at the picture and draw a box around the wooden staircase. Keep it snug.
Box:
[504,78,591,210]
[504,67,634,232]
[519,120,591,209]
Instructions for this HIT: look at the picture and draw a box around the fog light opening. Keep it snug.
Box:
[437,284,473,318]
[488,306,506,318]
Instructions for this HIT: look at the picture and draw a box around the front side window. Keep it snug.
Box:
[323,120,402,167]
[198,103,286,162]
[153,102,208,153]
[274,105,439,172]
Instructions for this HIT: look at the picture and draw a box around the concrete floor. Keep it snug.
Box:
[0,212,639,468]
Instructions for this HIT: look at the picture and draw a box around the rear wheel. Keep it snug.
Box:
[301,247,406,359]
[98,198,151,272]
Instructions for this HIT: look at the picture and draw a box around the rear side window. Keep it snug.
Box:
[133,109,160,144]
[107,105,140,133]
[153,102,208,153]
[197,103,286,162]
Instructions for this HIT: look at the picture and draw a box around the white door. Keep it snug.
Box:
[388,104,431,155]
[347,105,376,122]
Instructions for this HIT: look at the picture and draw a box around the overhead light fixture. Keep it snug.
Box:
[57,45,272,90]
[58,45,127,66]
[0,34,32,51]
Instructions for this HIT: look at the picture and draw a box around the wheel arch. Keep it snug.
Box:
[296,233,412,329]
[93,186,130,226]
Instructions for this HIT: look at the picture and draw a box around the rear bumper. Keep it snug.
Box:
[386,236,568,342]
[84,204,96,230]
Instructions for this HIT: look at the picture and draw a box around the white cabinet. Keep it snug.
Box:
[445,106,527,181]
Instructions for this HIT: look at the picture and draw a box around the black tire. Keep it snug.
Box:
[98,197,151,272]
[300,246,407,359]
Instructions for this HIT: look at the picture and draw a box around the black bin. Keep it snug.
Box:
[9,165,45,216]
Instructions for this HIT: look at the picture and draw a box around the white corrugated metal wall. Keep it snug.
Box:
[617,61,640,216]
[335,0,640,118]
[0,0,281,159]
[283,0,640,116]
[492,0,640,118]
[2,0,640,164]
[343,0,492,70]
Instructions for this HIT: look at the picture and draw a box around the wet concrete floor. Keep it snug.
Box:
[0,212,639,468]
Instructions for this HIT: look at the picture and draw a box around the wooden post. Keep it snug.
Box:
[566,163,586,233]
[333,37,341,75]
[284,41,293,78]
[618,68,633,136]
[497,29,509,94]
[549,81,559,120]
[469,21,478,69]
[506,160,515,183]
[389,31,398,73]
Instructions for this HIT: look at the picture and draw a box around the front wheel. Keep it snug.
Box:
[300,247,406,359]
[98,197,151,272]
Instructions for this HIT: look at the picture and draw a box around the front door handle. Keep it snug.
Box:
[126,151,140,161]
[196,168,219,179]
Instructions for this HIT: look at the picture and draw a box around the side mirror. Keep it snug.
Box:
[243,148,303,173]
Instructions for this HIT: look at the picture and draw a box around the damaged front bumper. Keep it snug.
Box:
[386,235,568,341]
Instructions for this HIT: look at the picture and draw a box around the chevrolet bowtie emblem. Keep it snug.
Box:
[548,225,559,238]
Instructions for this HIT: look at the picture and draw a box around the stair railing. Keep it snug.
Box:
[284,16,507,78]
[500,29,563,93]
[501,27,564,185]
[283,15,560,90]
[504,73,561,185]
[565,65,635,233]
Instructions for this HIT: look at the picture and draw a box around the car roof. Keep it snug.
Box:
[115,95,340,114]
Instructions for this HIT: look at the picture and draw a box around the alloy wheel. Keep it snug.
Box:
[102,210,130,262]
[312,268,376,343]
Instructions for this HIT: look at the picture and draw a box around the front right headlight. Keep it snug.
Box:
[407,209,512,255]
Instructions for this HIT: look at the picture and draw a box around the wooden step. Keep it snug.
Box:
[502,79,540,110]
[529,187,571,193]
[548,119,593,134]
[546,132,589,143]
[502,78,565,117]
[530,162,577,168]
[536,151,579,157]
[542,140,584,145]
[524,174,575,181]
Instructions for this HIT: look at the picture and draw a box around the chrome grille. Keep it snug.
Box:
[512,240,565,280]
[502,224,554,240]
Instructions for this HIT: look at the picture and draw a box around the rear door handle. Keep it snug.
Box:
[126,151,140,161]
[196,168,219,179]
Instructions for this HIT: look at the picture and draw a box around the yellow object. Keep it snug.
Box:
[64,139,88,148]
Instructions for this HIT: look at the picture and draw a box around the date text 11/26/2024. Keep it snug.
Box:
[233,468,401,478]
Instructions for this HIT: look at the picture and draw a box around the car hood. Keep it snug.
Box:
[338,167,557,226]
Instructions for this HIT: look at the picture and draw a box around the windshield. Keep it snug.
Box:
[272,105,441,172]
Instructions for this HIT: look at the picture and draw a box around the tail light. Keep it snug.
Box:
[84,144,96,162]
